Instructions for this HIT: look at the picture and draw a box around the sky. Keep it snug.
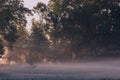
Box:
[23,0,49,31]
[24,0,49,9]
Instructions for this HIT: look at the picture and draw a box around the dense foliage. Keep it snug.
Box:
[0,0,30,57]
[46,0,120,58]
[1,0,120,63]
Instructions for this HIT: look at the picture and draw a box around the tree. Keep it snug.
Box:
[30,19,49,49]
[47,0,120,58]
[47,0,99,58]
[0,0,30,56]
[32,2,51,52]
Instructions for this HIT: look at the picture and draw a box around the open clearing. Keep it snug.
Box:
[0,58,120,80]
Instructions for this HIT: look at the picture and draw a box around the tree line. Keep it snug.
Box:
[1,0,120,64]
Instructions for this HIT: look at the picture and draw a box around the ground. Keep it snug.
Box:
[0,58,120,80]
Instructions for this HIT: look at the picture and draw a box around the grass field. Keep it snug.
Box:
[0,58,120,80]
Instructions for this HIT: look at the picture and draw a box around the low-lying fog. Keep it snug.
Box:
[0,58,120,79]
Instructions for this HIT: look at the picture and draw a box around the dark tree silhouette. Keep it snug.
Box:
[0,0,30,56]
[47,0,120,58]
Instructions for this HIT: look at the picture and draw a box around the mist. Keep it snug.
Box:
[1,58,120,80]
[1,0,120,80]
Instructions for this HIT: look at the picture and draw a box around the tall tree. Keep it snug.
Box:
[0,0,30,57]
[48,0,120,58]
[47,0,99,58]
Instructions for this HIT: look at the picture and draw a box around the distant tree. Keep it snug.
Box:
[24,18,50,64]
[30,19,49,50]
